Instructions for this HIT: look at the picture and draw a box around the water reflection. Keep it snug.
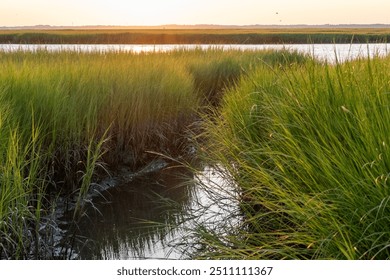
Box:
[61,166,194,259]
[1,43,389,63]
[175,165,244,257]
[55,164,242,260]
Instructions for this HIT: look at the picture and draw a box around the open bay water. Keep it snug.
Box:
[1,43,389,63]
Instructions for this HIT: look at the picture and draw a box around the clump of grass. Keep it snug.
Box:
[188,48,308,107]
[0,50,199,186]
[189,55,243,107]
[0,100,47,259]
[198,54,390,259]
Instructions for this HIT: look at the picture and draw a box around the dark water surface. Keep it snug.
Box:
[55,165,239,259]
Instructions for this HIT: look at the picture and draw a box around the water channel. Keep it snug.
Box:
[3,43,389,259]
[50,164,239,260]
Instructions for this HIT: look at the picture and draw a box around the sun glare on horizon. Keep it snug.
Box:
[1,0,390,27]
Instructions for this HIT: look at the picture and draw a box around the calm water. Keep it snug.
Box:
[1,43,389,62]
[59,167,194,259]
[54,165,240,260]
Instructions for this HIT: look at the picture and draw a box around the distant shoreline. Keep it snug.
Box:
[2,24,390,30]
[0,27,389,44]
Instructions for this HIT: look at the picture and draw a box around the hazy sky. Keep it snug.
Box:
[1,0,390,26]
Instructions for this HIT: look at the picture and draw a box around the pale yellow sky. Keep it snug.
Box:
[1,0,390,26]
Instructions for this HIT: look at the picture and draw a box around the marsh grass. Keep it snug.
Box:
[0,50,199,180]
[197,52,390,259]
[0,102,46,258]
[1,28,389,44]
[0,47,302,259]
[188,48,309,107]
[0,49,199,258]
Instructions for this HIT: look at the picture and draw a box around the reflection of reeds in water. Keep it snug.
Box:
[170,165,245,259]
[60,166,195,259]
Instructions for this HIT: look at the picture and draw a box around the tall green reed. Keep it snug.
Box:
[0,100,46,259]
[198,54,390,259]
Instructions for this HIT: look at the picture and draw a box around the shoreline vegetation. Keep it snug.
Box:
[196,53,390,260]
[0,28,390,44]
[1,45,390,259]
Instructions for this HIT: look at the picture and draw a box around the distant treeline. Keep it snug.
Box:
[0,29,389,44]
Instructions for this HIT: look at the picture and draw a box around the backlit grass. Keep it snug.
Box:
[198,54,390,259]
[0,28,389,44]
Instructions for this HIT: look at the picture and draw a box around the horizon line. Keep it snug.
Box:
[1,23,390,29]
